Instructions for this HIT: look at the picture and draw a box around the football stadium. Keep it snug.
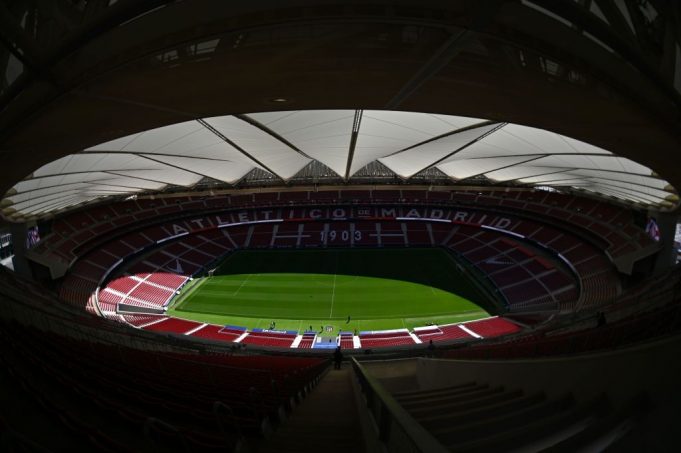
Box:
[0,2,680,452]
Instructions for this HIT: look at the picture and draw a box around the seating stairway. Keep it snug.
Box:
[391,382,640,452]
[258,366,365,453]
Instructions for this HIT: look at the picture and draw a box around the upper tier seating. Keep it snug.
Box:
[31,189,652,266]
[443,225,584,311]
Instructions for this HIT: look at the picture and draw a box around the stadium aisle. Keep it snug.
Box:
[257,366,366,453]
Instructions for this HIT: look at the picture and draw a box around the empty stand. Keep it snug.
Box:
[0,321,327,452]
[391,381,616,452]
[339,332,355,350]
[414,324,473,343]
[463,317,522,338]
[297,332,317,349]
[240,331,297,348]
[190,325,245,343]
[142,317,202,334]
[45,190,642,351]
[359,330,415,348]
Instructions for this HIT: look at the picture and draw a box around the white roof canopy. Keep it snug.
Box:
[2,110,676,218]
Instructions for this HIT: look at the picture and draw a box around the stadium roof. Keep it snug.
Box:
[1,109,677,219]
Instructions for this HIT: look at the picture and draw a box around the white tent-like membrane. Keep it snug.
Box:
[2,110,677,219]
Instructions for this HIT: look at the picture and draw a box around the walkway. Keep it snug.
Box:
[257,366,366,452]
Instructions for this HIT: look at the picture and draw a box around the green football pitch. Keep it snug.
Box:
[168,248,491,335]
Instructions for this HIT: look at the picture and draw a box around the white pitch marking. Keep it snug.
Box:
[329,273,337,318]
[232,273,254,297]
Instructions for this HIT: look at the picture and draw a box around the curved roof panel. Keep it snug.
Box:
[2,110,676,219]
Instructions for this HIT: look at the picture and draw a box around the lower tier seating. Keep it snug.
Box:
[240,332,297,348]
[414,325,473,343]
[296,333,317,349]
[463,317,522,338]
[359,330,416,348]
[142,317,202,334]
[190,325,246,342]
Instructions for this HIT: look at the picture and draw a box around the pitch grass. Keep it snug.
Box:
[168,248,490,336]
